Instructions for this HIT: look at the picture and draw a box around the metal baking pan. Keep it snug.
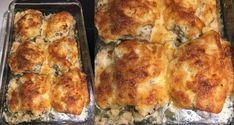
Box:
[94,0,234,124]
[0,0,94,124]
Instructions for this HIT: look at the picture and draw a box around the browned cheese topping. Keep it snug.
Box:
[15,9,43,40]
[95,0,160,42]
[48,37,79,73]
[95,40,170,116]
[43,11,74,41]
[8,74,51,115]
[8,41,45,75]
[51,68,89,115]
[169,31,234,113]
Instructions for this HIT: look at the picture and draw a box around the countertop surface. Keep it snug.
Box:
[0,0,11,27]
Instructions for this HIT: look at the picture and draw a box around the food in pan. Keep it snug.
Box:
[168,0,219,32]
[14,9,43,41]
[95,47,114,109]
[8,41,46,75]
[95,0,160,43]
[95,40,170,116]
[42,11,75,41]
[168,31,234,113]
[95,31,234,124]
[51,68,89,115]
[164,0,205,42]
[95,0,221,43]
[48,37,80,74]
[113,40,170,116]
[95,0,234,123]
[5,74,51,123]
[4,9,89,124]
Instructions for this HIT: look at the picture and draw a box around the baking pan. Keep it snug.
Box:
[0,0,94,124]
[94,0,234,124]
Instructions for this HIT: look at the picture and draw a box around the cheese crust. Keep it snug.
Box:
[95,0,160,42]
[14,9,43,40]
[169,31,233,113]
[42,11,75,41]
[48,37,79,73]
[164,0,205,42]
[95,40,170,116]
[96,0,220,43]
[7,73,51,115]
[8,41,46,75]
[51,68,89,115]
[168,0,219,32]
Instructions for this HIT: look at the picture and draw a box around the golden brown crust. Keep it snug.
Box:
[168,0,219,32]
[95,40,170,116]
[8,41,46,75]
[95,66,114,108]
[115,41,169,110]
[221,41,234,93]
[164,0,205,41]
[48,37,79,73]
[169,31,234,113]
[95,0,159,42]
[166,0,203,12]
[43,11,74,41]
[51,68,89,115]
[8,74,51,115]
[95,47,115,108]
[96,0,220,43]
[15,9,43,40]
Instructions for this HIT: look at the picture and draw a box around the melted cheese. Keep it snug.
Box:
[169,0,219,32]
[164,0,205,41]
[14,9,43,40]
[8,41,46,75]
[7,73,51,115]
[43,11,75,41]
[95,40,170,116]
[48,37,79,73]
[95,0,160,42]
[51,68,89,115]
[95,47,115,108]
[169,31,234,113]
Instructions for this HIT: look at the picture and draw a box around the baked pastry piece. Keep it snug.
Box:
[8,41,46,75]
[95,40,170,116]
[7,73,51,116]
[48,37,79,74]
[95,0,160,43]
[168,0,219,32]
[51,68,89,115]
[168,31,234,113]
[164,0,205,42]
[42,11,75,41]
[14,9,43,40]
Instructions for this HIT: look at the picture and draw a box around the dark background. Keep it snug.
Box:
[79,0,95,68]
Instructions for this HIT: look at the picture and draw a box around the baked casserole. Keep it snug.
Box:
[95,0,234,124]
[4,9,89,124]
[96,0,222,43]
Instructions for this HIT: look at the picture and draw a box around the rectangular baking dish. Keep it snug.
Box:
[0,0,94,124]
[94,0,234,124]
